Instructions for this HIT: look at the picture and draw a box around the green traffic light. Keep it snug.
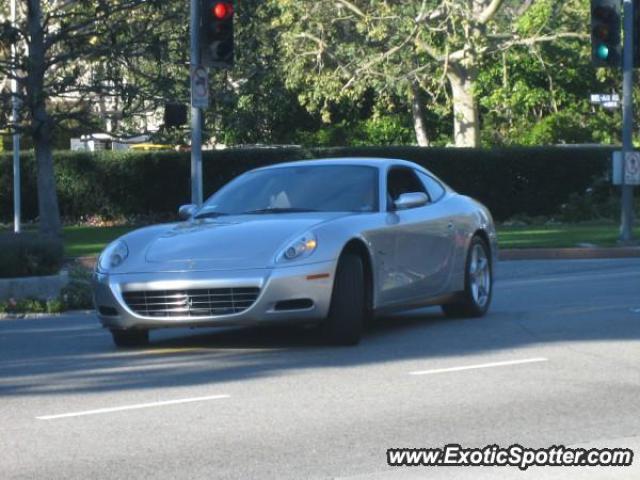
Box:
[596,43,609,60]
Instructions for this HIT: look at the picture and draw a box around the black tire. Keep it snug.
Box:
[442,236,493,318]
[110,329,149,348]
[322,253,365,345]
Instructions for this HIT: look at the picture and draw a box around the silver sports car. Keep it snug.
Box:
[93,157,497,347]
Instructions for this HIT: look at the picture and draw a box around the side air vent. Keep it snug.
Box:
[274,299,314,311]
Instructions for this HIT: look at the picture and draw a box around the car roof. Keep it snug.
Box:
[253,157,420,171]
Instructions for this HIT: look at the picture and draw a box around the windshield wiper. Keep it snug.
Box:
[242,207,319,214]
[193,210,230,219]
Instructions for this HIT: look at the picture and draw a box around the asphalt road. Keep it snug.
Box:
[1,258,640,480]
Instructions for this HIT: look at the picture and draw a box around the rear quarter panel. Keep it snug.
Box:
[445,194,497,293]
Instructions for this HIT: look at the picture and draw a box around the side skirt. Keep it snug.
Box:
[373,292,462,318]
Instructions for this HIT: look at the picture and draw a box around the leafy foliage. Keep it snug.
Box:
[0,147,613,223]
[60,266,93,310]
[0,265,93,314]
[0,232,64,277]
[0,297,64,315]
[0,0,632,151]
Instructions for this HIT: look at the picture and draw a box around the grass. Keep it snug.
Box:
[1,225,135,257]
[498,224,640,249]
[63,225,136,257]
[3,223,639,258]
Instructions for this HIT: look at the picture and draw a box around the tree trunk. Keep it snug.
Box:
[27,0,61,236]
[447,66,480,148]
[411,83,430,146]
[33,112,61,237]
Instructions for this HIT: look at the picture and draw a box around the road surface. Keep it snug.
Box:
[1,259,639,479]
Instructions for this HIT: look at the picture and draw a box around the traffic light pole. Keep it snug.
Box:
[190,0,204,206]
[620,0,635,243]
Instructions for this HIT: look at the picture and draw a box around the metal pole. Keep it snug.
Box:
[11,0,21,233]
[190,0,203,206]
[620,0,634,242]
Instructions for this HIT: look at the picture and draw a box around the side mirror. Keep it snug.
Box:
[178,204,197,220]
[394,192,429,210]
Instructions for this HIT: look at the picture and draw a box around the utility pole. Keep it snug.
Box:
[190,0,204,206]
[11,0,21,233]
[620,0,635,242]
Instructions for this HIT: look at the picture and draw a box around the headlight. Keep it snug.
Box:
[98,240,129,271]
[277,232,317,262]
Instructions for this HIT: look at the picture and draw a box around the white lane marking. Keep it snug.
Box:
[409,357,548,376]
[36,394,230,420]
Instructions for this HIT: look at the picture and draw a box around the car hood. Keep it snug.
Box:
[137,212,348,271]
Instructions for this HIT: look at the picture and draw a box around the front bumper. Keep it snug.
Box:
[92,261,337,330]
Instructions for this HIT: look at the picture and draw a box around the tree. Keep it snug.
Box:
[477,0,620,146]
[275,0,587,147]
[202,0,316,146]
[0,0,185,235]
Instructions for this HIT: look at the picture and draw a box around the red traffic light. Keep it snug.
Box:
[593,24,610,40]
[212,2,233,20]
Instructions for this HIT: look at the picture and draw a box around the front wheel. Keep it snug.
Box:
[442,236,492,318]
[110,329,149,348]
[322,253,365,346]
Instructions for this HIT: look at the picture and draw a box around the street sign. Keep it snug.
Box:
[590,93,620,108]
[612,150,640,185]
[191,65,209,108]
[625,151,640,184]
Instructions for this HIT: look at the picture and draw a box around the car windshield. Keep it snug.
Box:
[196,165,378,217]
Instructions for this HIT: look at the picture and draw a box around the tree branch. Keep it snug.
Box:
[335,0,366,18]
[476,0,505,25]
[414,37,443,61]
[495,32,588,51]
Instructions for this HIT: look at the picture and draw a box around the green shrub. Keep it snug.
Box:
[0,233,64,278]
[46,297,65,313]
[0,146,613,222]
[519,112,597,146]
[60,266,93,310]
[0,296,65,315]
[295,116,414,147]
[0,266,92,314]
[350,116,415,146]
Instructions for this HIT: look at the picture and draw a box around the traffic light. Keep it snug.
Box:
[591,0,621,67]
[164,103,188,128]
[200,0,234,68]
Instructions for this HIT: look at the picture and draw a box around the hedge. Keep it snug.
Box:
[0,233,64,278]
[0,146,613,223]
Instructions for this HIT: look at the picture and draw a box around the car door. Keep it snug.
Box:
[373,166,455,307]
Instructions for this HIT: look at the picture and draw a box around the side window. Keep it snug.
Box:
[416,171,446,202]
[387,168,429,207]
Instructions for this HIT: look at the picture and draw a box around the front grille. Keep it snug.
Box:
[122,287,260,318]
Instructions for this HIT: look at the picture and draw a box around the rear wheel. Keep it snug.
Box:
[110,329,149,348]
[442,236,492,318]
[322,253,365,345]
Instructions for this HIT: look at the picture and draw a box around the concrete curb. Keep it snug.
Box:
[0,270,69,301]
[499,247,640,261]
